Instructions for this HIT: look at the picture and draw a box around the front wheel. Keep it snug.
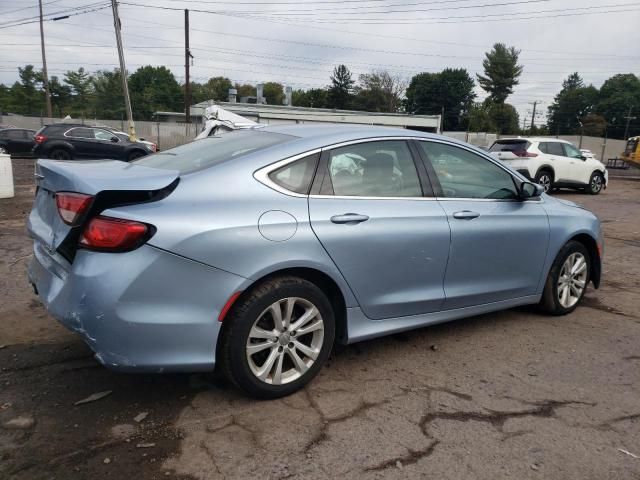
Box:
[588,172,604,195]
[49,148,72,160]
[535,170,553,193]
[219,276,335,398]
[539,241,590,315]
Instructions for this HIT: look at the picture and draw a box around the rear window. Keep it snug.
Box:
[133,130,294,174]
[489,140,531,153]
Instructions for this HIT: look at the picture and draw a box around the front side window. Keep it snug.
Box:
[268,153,318,194]
[419,141,518,200]
[94,129,117,141]
[563,143,582,159]
[325,140,422,197]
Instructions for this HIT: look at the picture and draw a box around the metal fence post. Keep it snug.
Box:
[600,130,607,161]
[156,121,160,151]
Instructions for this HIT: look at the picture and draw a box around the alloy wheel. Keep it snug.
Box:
[591,175,603,193]
[557,252,588,308]
[538,174,552,193]
[246,297,324,385]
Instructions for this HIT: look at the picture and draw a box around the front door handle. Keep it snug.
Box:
[453,210,480,220]
[330,213,369,224]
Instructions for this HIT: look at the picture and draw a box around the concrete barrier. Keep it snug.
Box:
[0,154,15,199]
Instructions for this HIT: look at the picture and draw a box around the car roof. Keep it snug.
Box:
[257,123,457,150]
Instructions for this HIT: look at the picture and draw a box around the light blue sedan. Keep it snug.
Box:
[27,125,603,398]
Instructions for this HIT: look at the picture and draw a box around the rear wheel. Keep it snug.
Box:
[588,171,604,195]
[220,276,335,398]
[49,148,72,160]
[539,240,590,315]
[535,170,553,193]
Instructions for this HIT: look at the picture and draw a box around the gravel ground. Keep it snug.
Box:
[1,158,639,479]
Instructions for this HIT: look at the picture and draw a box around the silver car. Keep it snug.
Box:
[27,125,603,398]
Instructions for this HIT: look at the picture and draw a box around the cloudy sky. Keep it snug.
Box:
[1,0,639,124]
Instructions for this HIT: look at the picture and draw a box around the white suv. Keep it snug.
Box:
[489,138,608,194]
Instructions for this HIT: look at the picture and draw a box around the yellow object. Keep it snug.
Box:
[622,136,640,166]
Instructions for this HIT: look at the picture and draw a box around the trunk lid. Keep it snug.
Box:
[28,159,178,255]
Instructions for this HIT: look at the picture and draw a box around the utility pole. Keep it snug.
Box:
[38,0,53,119]
[529,101,537,130]
[522,115,527,132]
[623,105,636,140]
[184,9,192,124]
[110,0,136,141]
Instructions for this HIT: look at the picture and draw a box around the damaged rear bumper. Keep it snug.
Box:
[28,242,247,372]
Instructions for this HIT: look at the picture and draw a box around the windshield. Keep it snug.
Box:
[133,130,294,173]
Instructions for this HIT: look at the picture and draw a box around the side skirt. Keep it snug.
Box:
[345,295,541,344]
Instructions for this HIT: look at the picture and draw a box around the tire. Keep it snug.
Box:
[588,171,604,195]
[538,240,590,315]
[127,150,147,162]
[220,276,335,399]
[49,148,72,160]
[535,170,554,193]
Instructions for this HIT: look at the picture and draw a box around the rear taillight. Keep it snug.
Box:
[514,151,538,158]
[80,216,150,252]
[55,192,93,225]
[35,134,47,144]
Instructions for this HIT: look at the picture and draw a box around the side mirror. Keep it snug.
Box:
[579,155,587,160]
[110,136,119,143]
[519,181,544,199]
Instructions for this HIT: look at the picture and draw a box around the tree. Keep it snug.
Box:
[467,103,495,132]
[11,65,44,115]
[547,73,599,135]
[582,113,607,136]
[128,66,182,120]
[356,70,407,112]
[48,76,72,117]
[405,68,475,130]
[476,43,523,103]
[596,73,640,139]
[235,83,255,98]
[292,88,327,108]
[326,65,354,109]
[263,82,284,105]
[488,102,519,135]
[64,68,93,115]
[92,69,125,119]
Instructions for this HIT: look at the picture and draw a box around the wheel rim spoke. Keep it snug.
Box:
[293,340,318,360]
[287,348,309,375]
[246,296,324,385]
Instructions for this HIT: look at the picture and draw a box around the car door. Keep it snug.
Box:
[64,127,97,158]
[92,128,124,159]
[544,141,570,182]
[416,140,549,310]
[562,142,591,184]
[14,129,35,154]
[308,139,451,320]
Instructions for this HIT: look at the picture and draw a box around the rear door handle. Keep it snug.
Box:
[330,213,369,224]
[453,210,480,220]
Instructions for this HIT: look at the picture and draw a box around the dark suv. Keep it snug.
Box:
[0,128,36,157]
[33,124,153,161]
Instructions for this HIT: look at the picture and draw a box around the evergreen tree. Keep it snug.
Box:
[476,43,523,103]
[326,65,354,109]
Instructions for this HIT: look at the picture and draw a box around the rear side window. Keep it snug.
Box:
[133,130,294,174]
[269,153,319,194]
[66,127,93,139]
[545,142,564,156]
[489,140,530,154]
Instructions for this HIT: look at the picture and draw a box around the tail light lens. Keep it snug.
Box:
[56,192,93,225]
[80,216,150,252]
[35,134,47,144]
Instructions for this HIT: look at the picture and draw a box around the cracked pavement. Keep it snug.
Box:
[1,159,639,479]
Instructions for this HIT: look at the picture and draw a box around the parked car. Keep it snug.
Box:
[580,149,596,160]
[27,126,603,398]
[489,137,608,194]
[96,126,158,152]
[32,123,154,161]
[0,128,36,156]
